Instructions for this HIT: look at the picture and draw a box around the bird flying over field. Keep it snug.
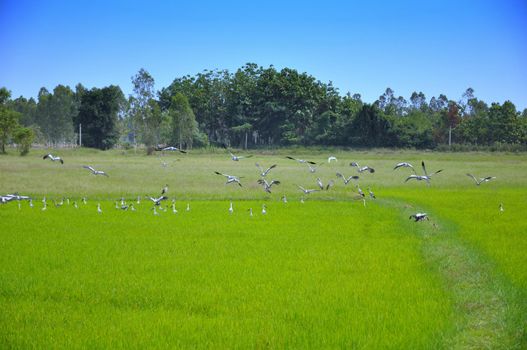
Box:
[307,163,321,173]
[466,174,496,186]
[157,146,187,153]
[409,213,429,222]
[1,193,31,204]
[336,172,359,185]
[394,162,415,173]
[328,156,338,163]
[255,163,277,177]
[214,171,243,186]
[286,156,316,164]
[83,165,109,176]
[229,152,252,161]
[43,154,64,164]
[146,195,168,206]
[405,161,442,185]
[350,162,375,173]
[257,179,280,193]
[297,185,319,195]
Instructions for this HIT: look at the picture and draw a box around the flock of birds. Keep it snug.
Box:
[1,150,500,222]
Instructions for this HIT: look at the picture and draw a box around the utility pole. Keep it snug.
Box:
[79,123,82,147]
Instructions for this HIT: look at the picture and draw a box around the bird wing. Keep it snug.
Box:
[214,171,229,177]
[43,154,50,160]
[306,160,316,165]
[285,156,296,161]
[270,180,280,186]
[264,164,277,175]
[83,165,95,172]
[484,176,496,181]
[405,175,418,182]
[350,162,359,167]
[179,149,187,153]
[432,169,443,176]
[297,185,306,191]
[466,173,478,183]
[336,172,344,179]
[421,161,428,176]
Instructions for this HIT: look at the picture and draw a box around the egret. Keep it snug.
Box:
[297,185,319,195]
[257,179,280,193]
[336,172,359,185]
[214,171,243,186]
[229,151,252,161]
[405,161,443,185]
[255,163,277,177]
[83,165,109,177]
[409,213,429,222]
[43,154,64,164]
[394,162,415,173]
[328,156,338,163]
[286,156,316,164]
[466,174,496,186]
[350,162,375,173]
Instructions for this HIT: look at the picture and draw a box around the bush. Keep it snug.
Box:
[13,127,34,156]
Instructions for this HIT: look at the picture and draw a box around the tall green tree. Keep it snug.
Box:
[168,93,197,149]
[77,86,124,150]
[0,87,21,153]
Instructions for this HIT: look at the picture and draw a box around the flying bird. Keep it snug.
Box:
[394,162,415,173]
[83,165,109,177]
[409,213,429,222]
[405,161,443,185]
[257,179,281,193]
[214,171,243,186]
[286,156,316,164]
[43,154,64,164]
[297,185,319,195]
[255,163,277,177]
[350,162,375,173]
[328,156,338,163]
[466,174,496,186]
[158,146,187,153]
[147,195,168,206]
[229,151,252,161]
[336,172,359,185]
[307,163,321,173]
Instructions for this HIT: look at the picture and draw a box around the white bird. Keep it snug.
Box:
[147,195,168,206]
[300,197,305,203]
[160,146,187,153]
[350,162,375,173]
[214,171,243,186]
[97,203,102,214]
[152,206,159,216]
[130,204,136,211]
[409,213,429,222]
[261,204,267,215]
[328,156,338,163]
[356,185,365,198]
[43,154,64,164]
[248,208,253,216]
[255,163,277,177]
[82,197,87,204]
[172,203,177,213]
[229,151,252,161]
[229,201,234,214]
[466,174,496,186]
[405,161,443,185]
[336,172,359,185]
[499,203,504,212]
[281,195,288,203]
[186,203,190,211]
[297,185,319,195]
[73,201,78,209]
[41,202,47,211]
[29,199,33,208]
[257,179,280,193]
[285,156,316,164]
[115,201,119,209]
[307,163,320,173]
[137,196,141,204]
[394,162,416,173]
[83,165,109,177]
[0,193,31,204]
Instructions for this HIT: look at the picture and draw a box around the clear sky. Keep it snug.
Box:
[1,0,526,109]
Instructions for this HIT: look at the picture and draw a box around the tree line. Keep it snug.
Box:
[1,63,526,154]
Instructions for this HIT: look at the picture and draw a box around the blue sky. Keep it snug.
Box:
[1,0,526,109]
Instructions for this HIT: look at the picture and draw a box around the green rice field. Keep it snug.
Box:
[1,148,526,348]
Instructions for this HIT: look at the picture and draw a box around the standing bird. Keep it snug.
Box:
[286,156,316,164]
[82,197,87,204]
[229,201,234,214]
[29,199,33,208]
[73,201,78,209]
[130,204,136,211]
[394,162,416,173]
[41,202,47,211]
[281,195,288,203]
[405,161,443,186]
[258,179,280,193]
[255,163,277,177]
[248,208,253,216]
[83,165,109,177]
[466,174,496,186]
[172,203,177,214]
[229,151,253,161]
[214,172,243,186]
[368,187,376,199]
[336,172,359,185]
[43,154,64,164]
[409,213,429,222]
[261,204,267,215]
[499,203,504,212]
[350,162,375,173]
[161,184,169,195]
[97,203,102,214]
[186,203,190,211]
